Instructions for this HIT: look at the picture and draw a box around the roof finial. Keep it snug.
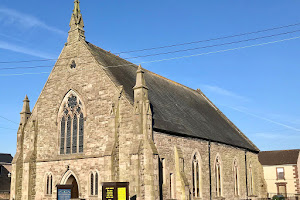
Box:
[133,65,148,90]
[73,0,80,18]
[20,95,31,125]
[67,0,85,44]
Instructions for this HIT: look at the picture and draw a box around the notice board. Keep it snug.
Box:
[56,185,72,200]
[102,182,129,200]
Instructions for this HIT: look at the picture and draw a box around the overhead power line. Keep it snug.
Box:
[0,116,19,125]
[0,65,52,71]
[1,29,300,71]
[123,29,300,60]
[0,72,50,77]
[1,22,300,64]
[1,35,300,76]
[0,58,57,64]
[114,22,300,54]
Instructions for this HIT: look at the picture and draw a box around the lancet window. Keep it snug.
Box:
[60,94,84,154]
[249,163,254,195]
[192,153,201,198]
[90,171,99,196]
[233,159,239,196]
[45,173,53,195]
[215,156,222,197]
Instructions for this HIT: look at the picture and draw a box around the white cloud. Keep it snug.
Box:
[0,40,55,59]
[0,7,65,35]
[201,84,250,101]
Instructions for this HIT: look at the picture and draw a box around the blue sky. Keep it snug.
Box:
[0,0,300,155]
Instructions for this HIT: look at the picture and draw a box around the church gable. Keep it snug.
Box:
[24,39,132,161]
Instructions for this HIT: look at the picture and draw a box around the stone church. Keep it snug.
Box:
[10,1,267,200]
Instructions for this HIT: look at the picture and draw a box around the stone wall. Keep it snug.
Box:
[12,39,128,199]
[154,131,267,200]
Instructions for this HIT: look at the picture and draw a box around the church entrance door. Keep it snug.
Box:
[65,175,79,199]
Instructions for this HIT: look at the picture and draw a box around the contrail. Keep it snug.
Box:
[223,105,300,132]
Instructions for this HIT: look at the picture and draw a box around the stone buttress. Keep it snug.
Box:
[129,65,160,200]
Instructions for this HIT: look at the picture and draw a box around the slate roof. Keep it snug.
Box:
[86,42,259,152]
[0,154,12,164]
[259,149,300,165]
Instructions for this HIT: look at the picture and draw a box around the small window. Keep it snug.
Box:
[46,174,53,195]
[277,168,285,180]
[233,160,239,196]
[249,164,254,196]
[90,172,99,196]
[215,156,222,197]
[70,60,76,69]
[192,154,202,198]
[159,158,166,185]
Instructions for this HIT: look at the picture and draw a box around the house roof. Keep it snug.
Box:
[259,149,300,165]
[86,41,259,152]
[0,153,12,164]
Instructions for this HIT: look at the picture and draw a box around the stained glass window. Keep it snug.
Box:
[66,116,71,154]
[68,95,77,110]
[60,117,65,154]
[79,113,84,153]
[60,93,84,155]
[72,115,78,153]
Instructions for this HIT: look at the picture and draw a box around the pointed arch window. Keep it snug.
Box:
[90,171,99,196]
[215,156,222,197]
[46,173,53,195]
[233,159,239,196]
[60,94,84,154]
[249,163,254,196]
[192,153,201,198]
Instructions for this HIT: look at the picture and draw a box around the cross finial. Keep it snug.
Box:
[67,0,85,44]
[73,0,80,18]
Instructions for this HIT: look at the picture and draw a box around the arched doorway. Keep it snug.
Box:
[65,175,79,198]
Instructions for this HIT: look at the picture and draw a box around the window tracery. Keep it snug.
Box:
[60,94,84,154]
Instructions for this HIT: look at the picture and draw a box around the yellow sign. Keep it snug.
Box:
[106,187,114,199]
[118,187,126,200]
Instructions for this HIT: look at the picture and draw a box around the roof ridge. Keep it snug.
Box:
[261,149,300,152]
[86,42,136,66]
